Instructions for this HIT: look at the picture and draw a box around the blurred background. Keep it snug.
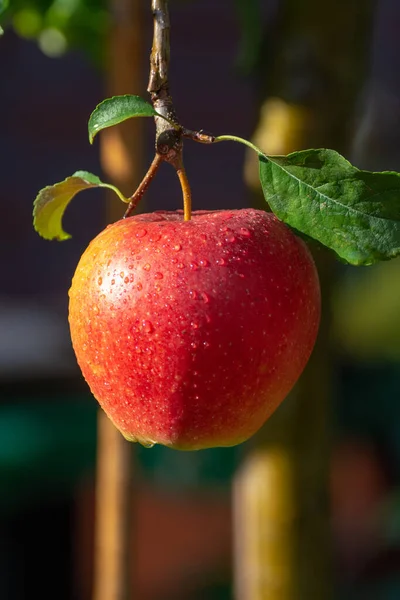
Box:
[1,0,400,598]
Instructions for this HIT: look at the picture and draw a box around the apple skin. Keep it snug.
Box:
[68,209,320,450]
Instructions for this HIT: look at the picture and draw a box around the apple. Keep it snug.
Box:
[68,208,320,450]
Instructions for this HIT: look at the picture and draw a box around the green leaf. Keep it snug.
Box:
[33,171,128,241]
[88,95,159,143]
[259,149,400,266]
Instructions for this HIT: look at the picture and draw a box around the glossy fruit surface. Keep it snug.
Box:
[69,209,320,450]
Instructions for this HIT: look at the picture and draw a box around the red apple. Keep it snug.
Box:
[68,209,320,450]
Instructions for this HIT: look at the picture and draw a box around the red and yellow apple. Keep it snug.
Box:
[68,209,320,450]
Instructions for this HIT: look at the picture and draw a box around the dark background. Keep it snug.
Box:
[1,0,400,598]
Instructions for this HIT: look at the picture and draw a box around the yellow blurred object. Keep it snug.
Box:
[234,448,295,600]
[244,98,313,193]
[100,128,135,184]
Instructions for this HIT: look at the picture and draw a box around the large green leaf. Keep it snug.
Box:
[259,149,400,266]
[33,170,127,241]
[88,95,159,143]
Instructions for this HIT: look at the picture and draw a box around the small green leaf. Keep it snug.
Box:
[33,171,128,241]
[88,95,159,143]
[259,149,400,266]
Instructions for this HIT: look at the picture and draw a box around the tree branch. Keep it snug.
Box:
[148,0,170,93]
[148,0,182,169]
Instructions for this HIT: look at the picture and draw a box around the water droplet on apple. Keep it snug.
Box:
[111,279,115,285]
[140,440,155,448]
[150,233,161,242]
[97,277,103,285]
[191,321,199,329]
[201,292,210,303]
[154,272,163,279]
[240,227,251,237]
[135,345,142,354]
[189,262,198,270]
[199,259,209,267]
[124,276,130,284]
[136,282,143,291]
[143,263,151,271]
[225,235,236,243]
[142,320,154,333]
[216,258,226,266]
[189,290,197,300]
[173,243,182,251]
[177,263,184,269]
[120,271,125,278]
[136,228,147,238]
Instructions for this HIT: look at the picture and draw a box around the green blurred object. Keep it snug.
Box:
[2,0,108,63]
[233,0,262,73]
[333,259,400,363]
[136,441,241,490]
[0,391,240,516]
[0,395,97,514]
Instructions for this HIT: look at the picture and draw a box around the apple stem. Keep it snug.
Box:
[124,153,163,218]
[176,166,192,220]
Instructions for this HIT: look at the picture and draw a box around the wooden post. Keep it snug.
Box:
[93,412,134,600]
[93,1,145,599]
[235,0,371,598]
